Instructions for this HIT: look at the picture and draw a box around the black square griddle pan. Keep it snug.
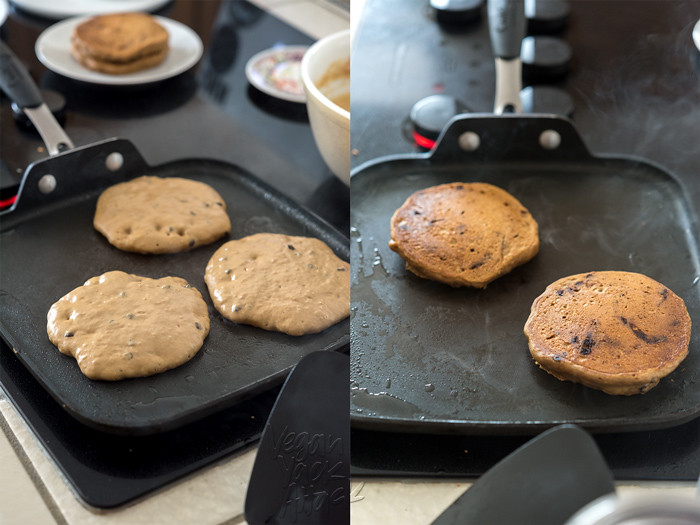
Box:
[349,113,699,435]
[0,42,349,436]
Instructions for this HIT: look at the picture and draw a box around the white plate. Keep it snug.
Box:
[694,18,700,52]
[10,0,170,20]
[245,45,309,103]
[35,15,203,86]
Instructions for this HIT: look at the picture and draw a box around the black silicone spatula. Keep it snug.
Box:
[245,350,350,524]
[432,424,616,525]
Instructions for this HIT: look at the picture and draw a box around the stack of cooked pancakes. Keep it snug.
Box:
[71,13,169,74]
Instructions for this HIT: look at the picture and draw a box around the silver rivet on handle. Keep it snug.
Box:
[539,129,561,150]
[38,174,57,194]
[459,131,481,151]
[105,152,124,171]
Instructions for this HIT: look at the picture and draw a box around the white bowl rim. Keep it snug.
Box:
[300,29,351,121]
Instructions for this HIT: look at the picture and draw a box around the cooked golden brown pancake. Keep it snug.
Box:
[71,13,169,74]
[71,44,168,74]
[524,271,691,395]
[389,182,539,288]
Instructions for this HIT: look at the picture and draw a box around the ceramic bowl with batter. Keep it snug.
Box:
[301,29,350,186]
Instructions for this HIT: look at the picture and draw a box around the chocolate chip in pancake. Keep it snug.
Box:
[389,182,539,288]
[204,233,350,336]
[93,176,231,254]
[524,271,691,395]
[47,271,210,381]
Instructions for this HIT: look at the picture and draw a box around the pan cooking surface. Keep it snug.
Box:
[350,157,700,434]
[0,157,349,434]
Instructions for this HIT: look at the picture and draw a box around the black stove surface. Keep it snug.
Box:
[0,0,349,509]
[0,337,279,509]
[350,0,700,480]
[351,0,700,207]
[1,1,349,233]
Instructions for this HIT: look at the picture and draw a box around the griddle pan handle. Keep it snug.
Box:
[0,40,42,108]
[430,113,595,163]
[487,0,526,59]
[0,41,74,155]
[487,0,525,114]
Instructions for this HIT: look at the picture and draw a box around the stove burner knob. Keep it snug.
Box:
[410,94,470,150]
[521,36,572,83]
[520,85,574,117]
[431,0,484,26]
[525,0,570,34]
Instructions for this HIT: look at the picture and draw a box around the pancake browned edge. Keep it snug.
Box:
[388,182,539,288]
[524,271,691,395]
[71,12,169,74]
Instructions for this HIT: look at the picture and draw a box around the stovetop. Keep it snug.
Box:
[349,0,700,480]
[0,0,349,509]
[1,0,349,232]
[351,0,700,208]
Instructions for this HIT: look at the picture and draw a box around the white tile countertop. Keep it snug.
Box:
[0,397,257,524]
[2,389,697,525]
[349,479,698,524]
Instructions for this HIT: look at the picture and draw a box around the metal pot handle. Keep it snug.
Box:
[0,41,74,155]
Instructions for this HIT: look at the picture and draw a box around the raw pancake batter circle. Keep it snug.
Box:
[93,175,231,254]
[204,233,350,336]
[47,271,210,381]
